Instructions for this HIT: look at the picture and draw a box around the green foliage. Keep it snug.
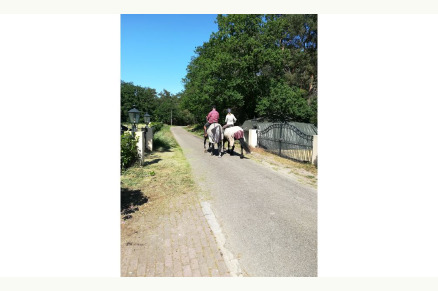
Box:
[121,82,194,126]
[309,96,318,126]
[121,133,139,171]
[153,125,177,151]
[149,121,163,132]
[153,90,178,124]
[121,81,157,123]
[181,14,317,126]
[256,81,311,122]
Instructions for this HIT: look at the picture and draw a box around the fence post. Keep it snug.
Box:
[279,123,283,157]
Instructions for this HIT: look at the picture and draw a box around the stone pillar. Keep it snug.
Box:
[248,129,258,148]
[134,131,145,165]
[145,127,154,151]
[312,135,318,165]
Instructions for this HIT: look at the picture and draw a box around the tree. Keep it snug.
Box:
[181,14,318,126]
[121,81,157,123]
[153,90,174,124]
[272,14,318,104]
[182,15,268,122]
[256,81,311,122]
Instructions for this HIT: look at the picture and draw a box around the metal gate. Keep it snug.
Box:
[257,123,314,163]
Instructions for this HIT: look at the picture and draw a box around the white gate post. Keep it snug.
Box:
[312,135,318,165]
[135,130,145,165]
[145,126,154,151]
[248,129,258,148]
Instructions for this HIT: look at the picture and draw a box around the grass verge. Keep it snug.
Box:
[120,124,197,221]
[185,124,205,138]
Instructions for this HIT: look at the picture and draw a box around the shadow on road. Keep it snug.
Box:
[203,146,251,159]
[227,152,250,159]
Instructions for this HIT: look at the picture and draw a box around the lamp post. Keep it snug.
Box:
[144,112,151,126]
[128,105,140,138]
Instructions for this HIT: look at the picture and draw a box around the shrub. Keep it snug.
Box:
[121,133,139,171]
[149,121,163,132]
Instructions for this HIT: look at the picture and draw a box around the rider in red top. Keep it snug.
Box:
[204,105,219,136]
[207,106,219,123]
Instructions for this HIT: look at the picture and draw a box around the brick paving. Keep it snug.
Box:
[121,190,232,277]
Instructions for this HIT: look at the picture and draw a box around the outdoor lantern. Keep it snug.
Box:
[128,106,140,137]
[144,112,151,125]
[128,106,141,124]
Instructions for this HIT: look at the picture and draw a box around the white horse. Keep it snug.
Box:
[205,123,224,157]
[223,126,251,159]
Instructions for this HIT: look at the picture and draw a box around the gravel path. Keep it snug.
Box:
[171,126,317,277]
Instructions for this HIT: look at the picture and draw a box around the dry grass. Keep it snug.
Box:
[248,146,318,188]
[120,125,200,244]
[250,146,317,174]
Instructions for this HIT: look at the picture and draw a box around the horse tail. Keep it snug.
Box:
[239,138,251,154]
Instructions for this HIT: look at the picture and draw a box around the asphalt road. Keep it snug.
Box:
[171,126,317,277]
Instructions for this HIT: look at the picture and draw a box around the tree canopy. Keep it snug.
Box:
[181,14,317,125]
[121,81,195,125]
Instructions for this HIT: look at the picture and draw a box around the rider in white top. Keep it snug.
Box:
[223,108,236,130]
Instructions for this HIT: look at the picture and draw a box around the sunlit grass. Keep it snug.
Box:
[121,124,198,211]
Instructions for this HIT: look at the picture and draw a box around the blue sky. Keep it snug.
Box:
[121,14,218,95]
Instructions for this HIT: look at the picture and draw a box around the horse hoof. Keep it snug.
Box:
[240,155,244,159]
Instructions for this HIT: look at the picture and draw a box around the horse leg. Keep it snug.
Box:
[230,145,235,156]
[204,136,208,153]
[240,142,244,159]
[239,138,250,158]
[218,141,223,158]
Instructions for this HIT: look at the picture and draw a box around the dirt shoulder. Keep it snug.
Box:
[246,147,317,189]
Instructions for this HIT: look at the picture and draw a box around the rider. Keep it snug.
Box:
[204,105,219,137]
[223,108,236,130]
